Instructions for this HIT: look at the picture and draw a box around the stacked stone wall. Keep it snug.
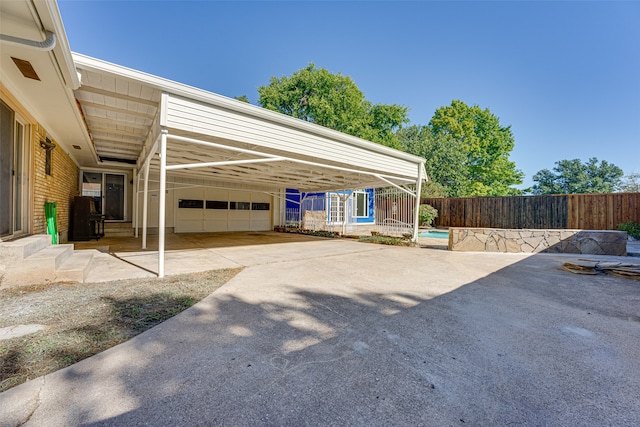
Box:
[301,210,328,231]
[32,124,80,242]
[449,228,627,256]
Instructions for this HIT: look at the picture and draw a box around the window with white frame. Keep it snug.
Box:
[353,191,368,218]
[328,194,344,223]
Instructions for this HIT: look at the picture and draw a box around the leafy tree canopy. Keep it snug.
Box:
[234,95,250,103]
[620,173,640,193]
[531,157,624,195]
[257,64,408,148]
[428,100,523,196]
[397,125,467,197]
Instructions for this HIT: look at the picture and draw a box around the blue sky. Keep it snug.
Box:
[58,0,639,189]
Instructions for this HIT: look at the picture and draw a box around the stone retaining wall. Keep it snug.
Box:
[449,228,627,256]
[301,210,328,231]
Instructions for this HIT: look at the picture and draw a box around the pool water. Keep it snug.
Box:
[418,230,450,239]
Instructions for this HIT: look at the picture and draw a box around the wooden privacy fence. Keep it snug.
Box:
[422,193,640,230]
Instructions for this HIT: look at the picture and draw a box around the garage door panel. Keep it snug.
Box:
[179,188,205,199]
[229,220,251,231]
[204,220,228,232]
[204,210,228,220]
[176,220,203,233]
[250,220,271,231]
[205,189,228,200]
[228,190,248,201]
[251,193,271,203]
[231,211,251,220]
[178,209,204,220]
[176,188,271,233]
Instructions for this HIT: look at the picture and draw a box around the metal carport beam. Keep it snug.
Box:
[374,174,418,198]
[165,157,285,171]
[166,134,416,186]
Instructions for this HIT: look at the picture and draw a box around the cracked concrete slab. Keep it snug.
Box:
[0,325,47,341]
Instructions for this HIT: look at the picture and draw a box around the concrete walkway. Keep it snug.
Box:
[1,238,639,426]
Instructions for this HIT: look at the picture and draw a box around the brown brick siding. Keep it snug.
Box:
[31,124,80,242]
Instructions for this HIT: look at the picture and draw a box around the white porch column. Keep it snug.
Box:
[340,191,350,236]
[158,128,168,278]
[142,157,150,249]
[133,167,139,238]
[412,163,424,242]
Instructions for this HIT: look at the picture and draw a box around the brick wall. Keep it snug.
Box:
[32,124,80,242]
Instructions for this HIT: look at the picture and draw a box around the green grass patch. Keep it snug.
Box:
[358,235,415,246]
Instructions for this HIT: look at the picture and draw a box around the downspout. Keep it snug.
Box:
[0,31,56,51]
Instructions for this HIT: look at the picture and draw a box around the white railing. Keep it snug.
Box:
[277,186,417,237]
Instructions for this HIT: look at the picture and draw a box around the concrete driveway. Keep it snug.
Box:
[1,238,639,426]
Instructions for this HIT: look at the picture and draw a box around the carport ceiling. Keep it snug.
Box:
[74,65,161,164]
[72,53,425,192]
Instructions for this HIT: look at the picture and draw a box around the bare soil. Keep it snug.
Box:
[0,268,241,392]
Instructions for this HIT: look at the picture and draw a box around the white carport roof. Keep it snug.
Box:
[72,54,427,277]
[72,54,426,193]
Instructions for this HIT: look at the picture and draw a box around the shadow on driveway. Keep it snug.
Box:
[2,246,639,426]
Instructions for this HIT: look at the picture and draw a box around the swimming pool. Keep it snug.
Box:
[418,230,450,239]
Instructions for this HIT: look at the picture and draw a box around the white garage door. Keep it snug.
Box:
[175,188,271,233]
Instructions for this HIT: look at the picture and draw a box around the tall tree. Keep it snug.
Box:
[397,125,467,197]
[234,95,250,103]
[429,100,523,196]
[257,64,408,148]
[531,158,623,194]
[620,173,640,192]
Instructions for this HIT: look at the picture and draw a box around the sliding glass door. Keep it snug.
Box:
[81,172,126,221]
[1,100,29,240]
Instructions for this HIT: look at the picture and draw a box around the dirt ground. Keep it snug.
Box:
[0,268,241,392]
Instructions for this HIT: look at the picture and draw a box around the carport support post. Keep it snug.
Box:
[141,157,151,249]
[412,163,424,242]
[133,167,138,238]
[158,129,168,278]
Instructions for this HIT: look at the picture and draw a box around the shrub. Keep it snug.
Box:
[617,222,640,239]
[418,204,438,227]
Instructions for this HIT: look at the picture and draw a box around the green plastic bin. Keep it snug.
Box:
[44,202,58,245]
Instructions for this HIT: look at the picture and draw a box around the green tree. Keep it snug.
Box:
[397,125,467,197]
[429,100,523,196]
[234,95,250,103]
[620,173,640,192]
[531,158,623,194]
[257,64,408,148]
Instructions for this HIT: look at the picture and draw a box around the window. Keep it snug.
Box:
[328,194,344,223]
[230,201,250,210]
[251,202,270,211]
[178,199,204,209]
[206,200,228,209]
[354,191,369,218]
